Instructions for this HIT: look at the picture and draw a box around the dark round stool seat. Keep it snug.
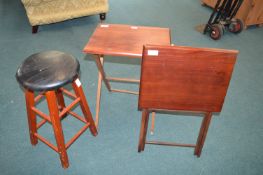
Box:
[16,51,80,91]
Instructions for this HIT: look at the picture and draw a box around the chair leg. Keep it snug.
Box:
[138,109,150,152]
[32,26,39,34]
[25,90,38,145]
[194,112,212,157]
[99,13,106,21]
[45,91,69,168]
[72,78,98,136]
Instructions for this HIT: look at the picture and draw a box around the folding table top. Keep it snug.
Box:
[83,24,171,58]
[139,45,238,112]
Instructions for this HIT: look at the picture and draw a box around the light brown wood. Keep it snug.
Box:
[138,44,238,156]
[150,112,156,135]
[83,24,171,57]
[94,56,111,92]
[111,89,139,95]
[146,141,196,148]
[95,56,104,127]
[106,77,140,83]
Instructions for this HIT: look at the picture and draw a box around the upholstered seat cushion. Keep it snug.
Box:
[21,0,109,26]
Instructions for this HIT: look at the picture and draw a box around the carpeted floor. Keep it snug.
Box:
[0,0,263,174]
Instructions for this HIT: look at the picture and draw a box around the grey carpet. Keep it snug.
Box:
[0,0,263,174]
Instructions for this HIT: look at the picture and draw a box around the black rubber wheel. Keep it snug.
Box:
[100,13,106,21]
[210,24,223,40]
[228,19,243,34]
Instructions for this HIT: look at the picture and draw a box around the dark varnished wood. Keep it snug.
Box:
[138,45,238,156]
[56,89,66,113]
[32,26,39,34]
[194,112,212,157]
[83,24,170,128]
[139,45,238,112]
[83,24,171,58]
[72,79,98,136]
[23,78,98,168]
[25,90,38,145]
[138,110,150,152]
[45,91,69,168]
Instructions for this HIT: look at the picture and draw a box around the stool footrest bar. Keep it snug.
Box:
[68,111,87,123]
[34,93,45,103]
[65,123,90,149]
[60,88,77,99]
[59,97,80,118]
[34,133,58,152]
[37,119,47,129]
[146,141,196,148]
[32,107,51,123]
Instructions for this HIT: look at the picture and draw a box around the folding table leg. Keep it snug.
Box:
[194,112,212,157]
[93,55,111,128]
[95,58,103,128]
[138,109,150,152]
[45,91,69,168]
[150,112,156,135]
[94,55,111,91]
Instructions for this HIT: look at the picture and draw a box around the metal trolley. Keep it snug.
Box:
[203,0,244,40]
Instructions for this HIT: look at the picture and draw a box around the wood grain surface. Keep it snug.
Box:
[83,24,171,57]
[139,45,238,112]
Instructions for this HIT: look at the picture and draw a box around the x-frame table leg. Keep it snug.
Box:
[93,55,111,128]
[92,55,156,131]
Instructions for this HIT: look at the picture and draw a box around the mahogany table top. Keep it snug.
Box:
[83,24,171,58]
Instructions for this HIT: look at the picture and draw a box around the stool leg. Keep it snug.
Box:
[72,78,98,137]
[194,112,212,157]
[25,90,38,145]
[138,109,150,152]
[55,89,66,112]
[45,91,69,168]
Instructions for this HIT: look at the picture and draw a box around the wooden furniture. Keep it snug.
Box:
[83,24,171,129]
[201,0,263,28]
[138,45,238,156]
[16,51,97,168]
[21,0,109,33]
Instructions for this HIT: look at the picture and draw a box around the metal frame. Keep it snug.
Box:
[203,0,244,34]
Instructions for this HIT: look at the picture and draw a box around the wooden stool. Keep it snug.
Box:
[138,45,238,157]
[16,51,98,168]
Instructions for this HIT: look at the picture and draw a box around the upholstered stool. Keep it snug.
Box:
[16,51,98,168]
